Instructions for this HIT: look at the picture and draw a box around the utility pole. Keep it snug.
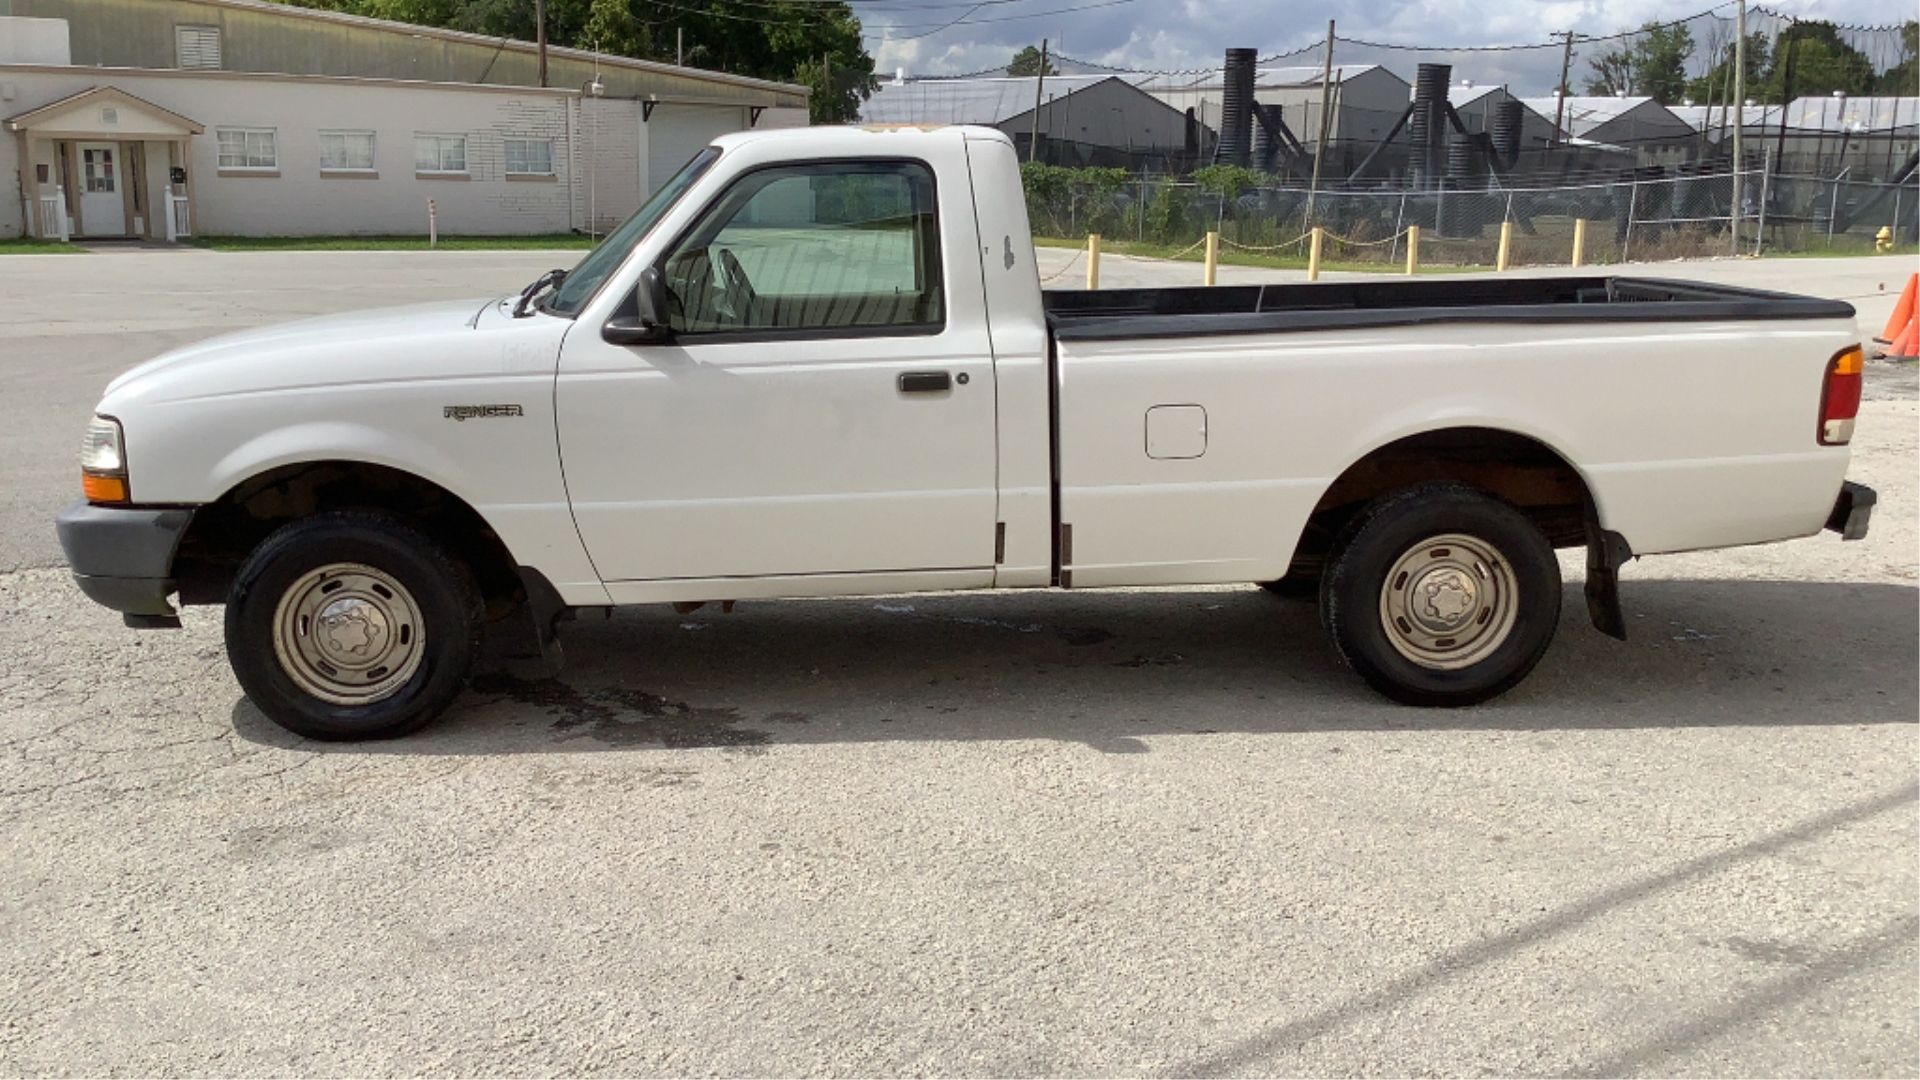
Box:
[823,52,832,122]
[1732,0,1747,247]
[534,0,548,87]
[1306,20,1335,221]
[1028,39,1048,163]
[1552,30,1575,150]
[677,28,684,66]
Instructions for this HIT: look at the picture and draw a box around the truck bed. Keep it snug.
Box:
[1043,276,1855,341]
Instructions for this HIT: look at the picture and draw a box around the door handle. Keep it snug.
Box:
[898,371,952,393]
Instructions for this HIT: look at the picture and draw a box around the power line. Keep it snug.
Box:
[877,1,984,41]
[863,0,1146,35]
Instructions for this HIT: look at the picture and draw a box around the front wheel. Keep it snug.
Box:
[1319,483,1561,707]
[225,512,482,740]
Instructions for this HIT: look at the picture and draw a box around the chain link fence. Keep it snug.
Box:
[1027,168,1920,268]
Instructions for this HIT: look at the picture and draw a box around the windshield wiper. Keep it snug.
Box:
[512,268,568,318]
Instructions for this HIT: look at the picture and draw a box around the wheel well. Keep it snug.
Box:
[174,461,523,617]
[1285,428,1593,580]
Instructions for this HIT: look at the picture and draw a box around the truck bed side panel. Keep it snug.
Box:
[1053,315,1857,587]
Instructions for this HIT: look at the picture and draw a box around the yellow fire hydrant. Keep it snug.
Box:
[1878,225,1895,253]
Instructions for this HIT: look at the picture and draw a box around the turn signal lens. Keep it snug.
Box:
[82,473,129,504]
[1818,345,1864,446]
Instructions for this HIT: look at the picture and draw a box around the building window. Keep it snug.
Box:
[216,127,278,170]
[175,25,222,69]
[504,138,554,176]
[415,134,468,174]
[320,130,376,172]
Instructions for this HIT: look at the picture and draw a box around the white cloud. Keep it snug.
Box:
[865,0,1907,94]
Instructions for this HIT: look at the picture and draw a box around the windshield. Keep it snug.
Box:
[545,146,721,317]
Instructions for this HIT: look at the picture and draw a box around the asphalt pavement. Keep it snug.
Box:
[0,248,1914,1076]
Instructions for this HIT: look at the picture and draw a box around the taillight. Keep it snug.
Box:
[1818,345,1863,446]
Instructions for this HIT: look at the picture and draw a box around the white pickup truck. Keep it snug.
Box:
[57,125,1876,740]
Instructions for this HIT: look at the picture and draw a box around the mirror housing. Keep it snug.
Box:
[601,266,672,346]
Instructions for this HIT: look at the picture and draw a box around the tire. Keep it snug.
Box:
[225,511,483,740]
[1319,482,1560,707]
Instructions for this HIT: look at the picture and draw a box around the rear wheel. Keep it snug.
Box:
[1319,483,1560,706]
[225,512,482,740]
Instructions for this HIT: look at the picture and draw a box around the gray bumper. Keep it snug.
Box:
[54,500,194,626]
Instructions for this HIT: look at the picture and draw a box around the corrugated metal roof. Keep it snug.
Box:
[1518,95,1683,135]
[1780,95,1918,133]
[1669,103,1784,131]
[153,0,806,96]
[861,75,1140,125]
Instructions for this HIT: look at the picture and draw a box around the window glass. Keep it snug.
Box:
[320,130,375,171]
[217,128,277,169]
[505,138,554,175]
[415,134,467,173]
[661,161,942,335]
[545,146,719,317]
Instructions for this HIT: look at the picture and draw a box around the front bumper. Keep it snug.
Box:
[1825,481,1876,541]
[54,500,195,627]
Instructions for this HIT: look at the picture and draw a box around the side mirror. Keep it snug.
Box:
[601,266,672,346]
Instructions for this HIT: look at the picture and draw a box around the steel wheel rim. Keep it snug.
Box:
[1377,533,1519,671]
[271,562,424,706]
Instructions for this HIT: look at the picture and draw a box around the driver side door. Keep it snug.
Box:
[555,157,1000,593]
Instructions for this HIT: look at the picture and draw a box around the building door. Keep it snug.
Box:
[77,142,125,236]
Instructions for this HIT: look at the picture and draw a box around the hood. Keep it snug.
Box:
[105,297,503,397]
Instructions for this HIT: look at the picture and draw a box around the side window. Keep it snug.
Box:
[661,161,942,336]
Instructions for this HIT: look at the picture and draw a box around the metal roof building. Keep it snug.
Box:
[2,1,809,242]
[861,74,1211,170]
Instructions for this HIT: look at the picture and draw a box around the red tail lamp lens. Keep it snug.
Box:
[1819,346,1863,446]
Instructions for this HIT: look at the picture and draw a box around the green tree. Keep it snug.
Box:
[1875,22,1919,95]
[1760,21,1875,100]
[1685,31,1771,104]
[1583,20,1694,102]
[1008,45,1057,77]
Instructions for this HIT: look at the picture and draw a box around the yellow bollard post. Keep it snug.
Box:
[1307,226,1324,281]
[1204,231,1219,286]
[1405,225,1419,275]
[1571,218,1587,268]
[1497,220,1514,272]
[1086,234,1101,290]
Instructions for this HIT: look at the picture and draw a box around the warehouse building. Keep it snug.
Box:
[1520,94,1694,166]
[1675,96,1917,182]
[1,0,808,241]
[861,73,1210,171]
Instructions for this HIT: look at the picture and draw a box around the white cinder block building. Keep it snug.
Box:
[1,3,808,241]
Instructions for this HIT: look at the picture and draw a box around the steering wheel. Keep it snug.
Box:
[717,248,759,323]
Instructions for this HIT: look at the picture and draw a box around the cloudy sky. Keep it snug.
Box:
[863,0,1906,94]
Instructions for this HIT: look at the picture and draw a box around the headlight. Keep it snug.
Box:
[81,415,129,504]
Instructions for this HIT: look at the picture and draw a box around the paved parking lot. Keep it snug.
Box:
[2,249,1915,1075]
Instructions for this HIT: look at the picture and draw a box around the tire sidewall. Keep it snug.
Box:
[226,515,480,740]
[1323,485,1562,706]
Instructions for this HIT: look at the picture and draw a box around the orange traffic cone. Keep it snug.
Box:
[1889,315,1919,361]
[1879,273,1917,344]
